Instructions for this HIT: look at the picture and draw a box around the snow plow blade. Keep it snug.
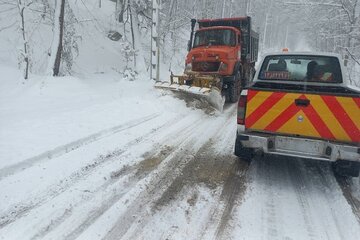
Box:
[155,73,225,111]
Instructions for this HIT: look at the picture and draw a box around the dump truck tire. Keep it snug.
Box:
[228,70,241,103]
[228,83,237,103]
[332,160,360,177]
[234,136,254,163]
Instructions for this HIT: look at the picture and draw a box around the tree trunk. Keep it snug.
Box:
[116,0,126,22]
[128,1,136,68]
[129,0,146,72]
[48,0,65,76]
[221,0,225,18]
[17,0,30,79]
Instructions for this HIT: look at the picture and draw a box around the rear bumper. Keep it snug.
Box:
[237,131,360,162]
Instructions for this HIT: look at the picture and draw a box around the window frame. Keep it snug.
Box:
[258,54,343,84]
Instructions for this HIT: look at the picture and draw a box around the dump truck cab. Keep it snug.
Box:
[185,26,241,77]
[235,51,360,177]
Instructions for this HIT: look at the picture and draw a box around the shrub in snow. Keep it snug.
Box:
[122,68,138,81]
[120,41,138,70]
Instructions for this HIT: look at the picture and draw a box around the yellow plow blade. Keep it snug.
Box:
[154,73,225,111]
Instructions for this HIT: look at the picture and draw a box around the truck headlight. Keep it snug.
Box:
[185,63,192,72]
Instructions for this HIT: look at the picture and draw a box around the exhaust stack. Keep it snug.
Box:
[188,19,197,51]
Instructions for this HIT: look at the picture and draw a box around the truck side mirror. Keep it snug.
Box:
[187,40,191,51]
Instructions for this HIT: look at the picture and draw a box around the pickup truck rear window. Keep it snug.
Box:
[259,55,343,83]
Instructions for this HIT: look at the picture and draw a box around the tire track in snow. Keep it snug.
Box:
[120,106,247,240]
[213,150,360,240]
[78,126,209,239]
[98,107,237,240]
[190,111,248,240]
[212,160,248,240]
[30,208,73,240]
[27,145,162,240]
[310,161,355,239]
[56,117,204,240]
[256,157,285,240]
[238,156,360,240]
[0,113,172,229]
[0,113,161,180]
[287,160,318,240]
[336,176,360,223]
[264,161,279,240]
[21,114,205,240]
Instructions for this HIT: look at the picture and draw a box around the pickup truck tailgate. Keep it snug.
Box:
[245,89,360,143]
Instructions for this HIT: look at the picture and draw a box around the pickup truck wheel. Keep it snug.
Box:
[234,137,254,163]
[332,160,360,177]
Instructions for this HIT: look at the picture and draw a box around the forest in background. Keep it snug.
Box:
[0,0,359,85]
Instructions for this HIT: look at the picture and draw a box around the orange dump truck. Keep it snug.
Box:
[155,17,259,111]
[235,52,360,177]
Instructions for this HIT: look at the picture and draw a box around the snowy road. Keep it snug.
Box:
[1,102,360,240]
[0,70,359,240]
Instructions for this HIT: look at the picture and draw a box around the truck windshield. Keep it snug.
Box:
[193,29,236,48]
[259,55,343,83]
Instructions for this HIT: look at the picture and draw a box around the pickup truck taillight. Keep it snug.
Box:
[237,95,247,125]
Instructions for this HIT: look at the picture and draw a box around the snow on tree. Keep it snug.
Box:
[0,0,359,85]
[16,0,32,79]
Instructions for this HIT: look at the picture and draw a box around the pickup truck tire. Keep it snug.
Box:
[332,160,360,177]
[228,70,241,103]
[234,137,254,163]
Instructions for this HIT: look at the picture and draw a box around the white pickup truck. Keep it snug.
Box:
[235,52,360,177]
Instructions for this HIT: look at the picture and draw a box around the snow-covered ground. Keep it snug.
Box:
[1,65,360,240]
[1,0,360,238]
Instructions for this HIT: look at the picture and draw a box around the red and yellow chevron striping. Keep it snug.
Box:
[245,90,360,143]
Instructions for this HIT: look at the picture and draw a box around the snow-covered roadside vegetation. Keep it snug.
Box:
[0,0,359,83]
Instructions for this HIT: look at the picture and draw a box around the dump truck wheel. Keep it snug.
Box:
[332,160,360,177]
[228,83,237,103]
[234,136,254,163]
[228,70,241,103]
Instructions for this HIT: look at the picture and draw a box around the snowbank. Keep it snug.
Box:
[0,65,197,170]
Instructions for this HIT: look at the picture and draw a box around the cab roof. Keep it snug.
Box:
[196,26,240,33]
[198,17,249,23]
[262,51,342,58]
